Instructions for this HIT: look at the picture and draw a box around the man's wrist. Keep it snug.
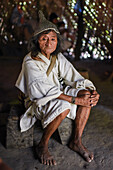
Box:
[71,96,76,104]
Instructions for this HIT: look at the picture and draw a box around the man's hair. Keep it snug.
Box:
[28,30,62,57]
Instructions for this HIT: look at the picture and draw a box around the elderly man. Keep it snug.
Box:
[16,11,100,166]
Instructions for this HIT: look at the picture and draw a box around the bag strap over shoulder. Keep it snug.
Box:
[46,55,57,76]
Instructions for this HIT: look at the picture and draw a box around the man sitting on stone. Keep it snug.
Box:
[15,11,100,166]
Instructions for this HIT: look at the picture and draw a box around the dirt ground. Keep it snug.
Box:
[0,55,113,170]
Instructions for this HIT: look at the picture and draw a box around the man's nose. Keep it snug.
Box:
[46,39,51,46]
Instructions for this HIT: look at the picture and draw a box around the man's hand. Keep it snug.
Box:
[57,90,100,108]
[76,90,100,107]
[90,90,100,106]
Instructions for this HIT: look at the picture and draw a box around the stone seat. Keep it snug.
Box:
[6,104,74,148]
[6,105,34,149]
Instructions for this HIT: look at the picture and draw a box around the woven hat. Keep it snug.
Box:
[33,10,60,36]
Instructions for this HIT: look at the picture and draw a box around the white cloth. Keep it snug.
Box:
[16,52,96,132]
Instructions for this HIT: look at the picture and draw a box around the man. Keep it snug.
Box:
[16,11,100,166]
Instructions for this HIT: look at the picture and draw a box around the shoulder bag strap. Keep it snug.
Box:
[46,55,57,76]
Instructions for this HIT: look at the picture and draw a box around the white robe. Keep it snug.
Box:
[15,52,96,132]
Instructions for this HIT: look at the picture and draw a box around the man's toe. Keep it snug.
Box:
[49,160,53,166]
[90,153,94,161]
[46,160,50,165]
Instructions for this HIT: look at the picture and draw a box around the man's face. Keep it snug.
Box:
[38,31,58,57]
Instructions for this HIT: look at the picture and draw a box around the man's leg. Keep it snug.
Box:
[69,90,94,162]
[36,109,70,165]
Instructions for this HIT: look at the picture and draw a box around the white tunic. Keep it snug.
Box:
[15,52,96,132]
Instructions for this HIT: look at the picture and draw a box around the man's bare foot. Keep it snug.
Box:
[69,141,94,162]
[36,145,57,166]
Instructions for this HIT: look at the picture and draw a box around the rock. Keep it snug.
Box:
[6,105,33,149]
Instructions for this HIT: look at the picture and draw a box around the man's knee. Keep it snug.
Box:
[77,90,91,97]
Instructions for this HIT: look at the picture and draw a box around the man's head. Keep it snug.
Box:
[28,11,62,57]
[28,29,61,57]
[37,30,58,56]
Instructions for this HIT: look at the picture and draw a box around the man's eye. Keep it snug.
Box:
[51,38,55,41]
[42,38,46,40]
